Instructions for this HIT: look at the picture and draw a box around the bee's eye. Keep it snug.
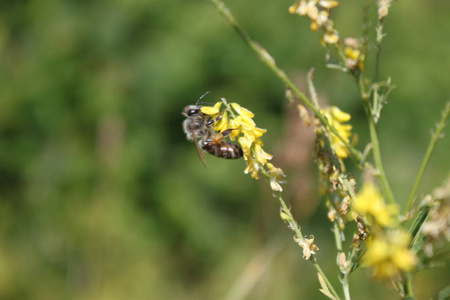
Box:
[187,108,201,116]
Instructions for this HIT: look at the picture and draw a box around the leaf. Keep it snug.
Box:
[438,285,450,300]
[317,273,337,300]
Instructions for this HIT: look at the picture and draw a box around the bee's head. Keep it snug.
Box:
[182,105,202,117]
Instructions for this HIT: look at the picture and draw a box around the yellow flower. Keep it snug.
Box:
[253,142,273,165]
[289,0,340,43]
[204,99,280,182]
[344,46,365,71]
[352,182,399,228]
[289,1,318,18]
[377,0,393,20]
[267,163,287,191]
[214,111,229,133]
[231,102,254,119]
[200,102,222,116]
[363,230,417,278]
[318,0,339,9]
[321,106,353,159]
[323,31,339,44]
[244,155,260,179]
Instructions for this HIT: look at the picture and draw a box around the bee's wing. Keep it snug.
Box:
[191,129,207,169]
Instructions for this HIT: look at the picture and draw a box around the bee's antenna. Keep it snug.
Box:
[196,91,210,105]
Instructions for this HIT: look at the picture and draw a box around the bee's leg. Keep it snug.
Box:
[209,128,237,143]
[206,113,222,126]
[220,128,234,137]
[209,132,224,143]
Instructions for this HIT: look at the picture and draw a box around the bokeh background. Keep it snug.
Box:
[0,0,449,299]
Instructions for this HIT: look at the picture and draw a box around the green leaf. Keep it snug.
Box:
[438,285,450,300]
[317,273,338,300]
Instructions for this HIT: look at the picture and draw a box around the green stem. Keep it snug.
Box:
[404,102,450,214]
[314,260,341,300]
[356,74,395,204]
[365,103,396,204]
[374,20,385,83]
[342,272,351,300]
[361,0,370,81]
[333,222,343,252]
[403,274,415,300]
[208,0,363,165]
[258,164,341,300]
[276,191,341,300]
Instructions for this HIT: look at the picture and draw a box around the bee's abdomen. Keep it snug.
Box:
[202,141,243,159]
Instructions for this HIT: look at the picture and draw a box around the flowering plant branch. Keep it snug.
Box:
[196,0,450,299]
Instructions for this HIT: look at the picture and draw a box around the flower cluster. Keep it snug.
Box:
[313,106,353,200]
[343,38,365,72]
[352,181,399,228]
[201,99,286,190]
[362,230,417,279]
[289,0,340,44]
[352,181,417,278]
[377,0,397,20]
[321,106,353,161]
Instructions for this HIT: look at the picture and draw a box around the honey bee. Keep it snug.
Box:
[182,92,243,168]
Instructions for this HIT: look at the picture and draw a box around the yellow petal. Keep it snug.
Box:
[214,111,229,133]
[201,102,222,115]
[318,0,339,9]
[270,179,283,191]
[231,103,255,118]
[288,1,301,14]
[240,116,256,130]
[323,31,339,44]
[331,106,351,122]
[393,249,416,271]
[252,127,267,138]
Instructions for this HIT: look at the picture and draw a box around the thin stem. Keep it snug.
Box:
[404,101,450,214]
[342,272,351,300]
[333,222,343,252]
[314,259,341,300]
[365,104,396,204]
[356,75,395,204]
[361,0,371,81]
[374,20,385,82]
[275,191,341,300]
[403,273,415,300]
[208,0,363,165]
[258,162,341,300]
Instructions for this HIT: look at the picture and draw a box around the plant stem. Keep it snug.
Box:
[259,166,341,300]
[333,222,343,252]
[208,0,363,165]
[404,101,450,214]
[365,104,396,204]
[342,272,351,300]
[356,74,395,204]
[361,0,371,81]
[314,260,341,300]
[275,192,341,300]
[403,273,415,300]
[374,20,385,83]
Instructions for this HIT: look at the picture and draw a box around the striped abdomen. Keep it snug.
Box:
[202,140,243,159]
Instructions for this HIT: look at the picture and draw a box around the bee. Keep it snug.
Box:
[182,92,243,168]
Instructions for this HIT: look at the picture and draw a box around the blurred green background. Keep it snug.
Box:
[0,0,449,299]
